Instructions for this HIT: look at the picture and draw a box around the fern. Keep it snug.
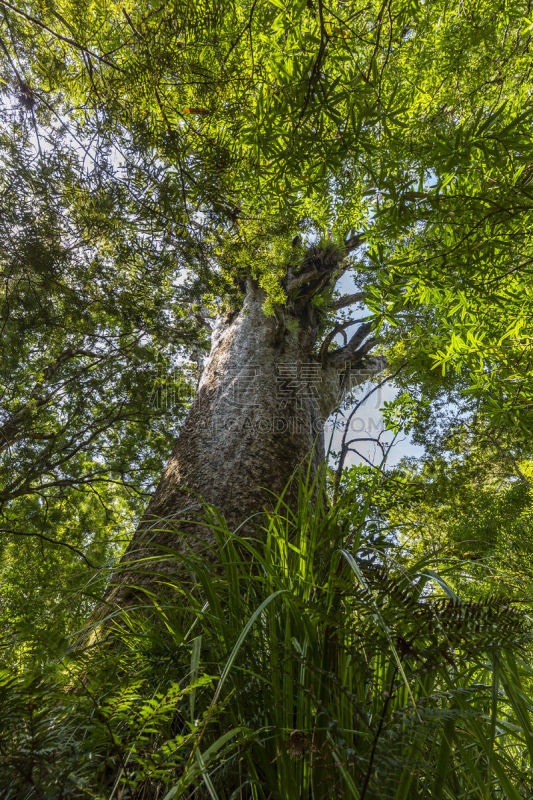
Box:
[0,471,531,798]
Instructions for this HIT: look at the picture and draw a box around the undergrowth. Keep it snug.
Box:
[0,470,532,798]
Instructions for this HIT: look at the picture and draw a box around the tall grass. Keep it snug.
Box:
[0,469,531,798]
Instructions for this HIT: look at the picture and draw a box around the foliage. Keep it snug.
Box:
[2,0,533,587]
[377,425,533,601]
[0,474,532,798]
[1,2,533,797]
[2,0,533,421]
[0,91,208,652]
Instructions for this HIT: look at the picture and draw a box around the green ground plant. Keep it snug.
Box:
[0,470,531,799]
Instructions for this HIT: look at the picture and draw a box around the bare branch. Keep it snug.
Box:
[329,291,366,310]
[319,322,348,364]
[319,317,366,363]
[332,362,407,500]
[326,321,374,367]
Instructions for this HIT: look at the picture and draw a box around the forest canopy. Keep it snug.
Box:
[1,0,533,798]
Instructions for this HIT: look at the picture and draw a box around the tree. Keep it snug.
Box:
[2,0,533,609]
[0,103,206,628]
[3,7,533,795]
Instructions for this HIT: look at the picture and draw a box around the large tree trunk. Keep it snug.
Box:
[141,281,334,531]
[101,271,382,611]
[104,282,334,606]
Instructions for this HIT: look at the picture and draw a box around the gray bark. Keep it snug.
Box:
[102,280,381,610]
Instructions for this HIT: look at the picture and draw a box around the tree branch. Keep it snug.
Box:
[344,231,366,253]
[325,321,374,367]
[329,291,366,310]
[332,363,406,500]
[0,0,126,72]
[319,318,367,364]
[486,434,533,489]
[0,348,105,452]
[287,267,324,293]
[0,527,95,567]
[287,233,366,295]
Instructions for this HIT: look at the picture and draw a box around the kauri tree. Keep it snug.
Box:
[1,0,533,605]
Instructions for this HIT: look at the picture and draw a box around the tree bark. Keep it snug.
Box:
[101,277,382,610]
